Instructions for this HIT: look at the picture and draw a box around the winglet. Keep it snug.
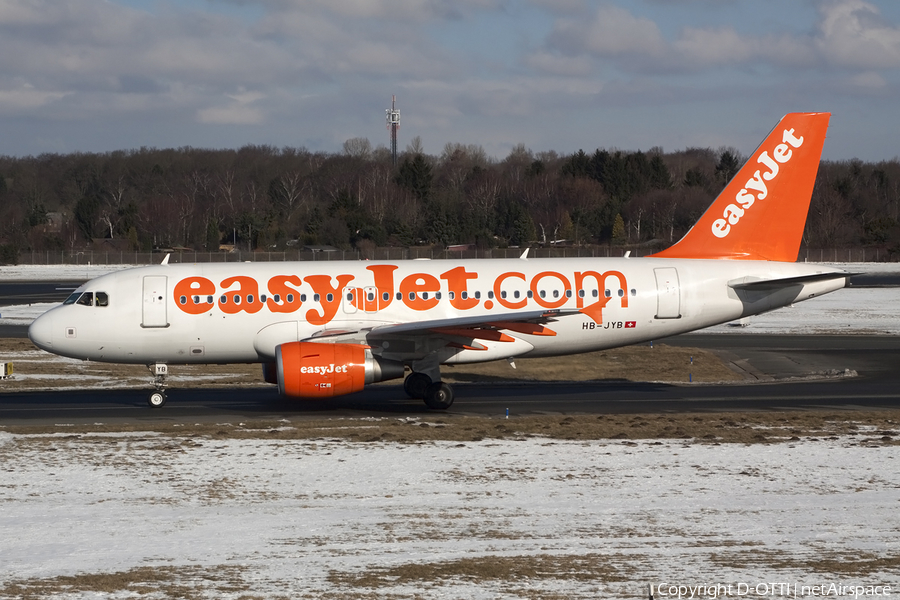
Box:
[651,112,830,262]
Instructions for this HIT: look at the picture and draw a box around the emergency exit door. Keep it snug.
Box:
[653,267,681,319]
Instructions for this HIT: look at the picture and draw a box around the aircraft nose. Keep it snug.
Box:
[28,312,53,351]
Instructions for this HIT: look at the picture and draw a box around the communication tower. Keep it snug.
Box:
[385,95,400,166]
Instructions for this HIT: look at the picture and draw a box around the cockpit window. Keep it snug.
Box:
[63,292,82,305]
[76,292,94,306]
[96,292,109,307]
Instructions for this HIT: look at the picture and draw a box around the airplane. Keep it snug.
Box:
[28,112,850,410]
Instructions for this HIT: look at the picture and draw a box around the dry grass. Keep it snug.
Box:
[328,553,625,589]
[0,565,274,600]
[2,412,899,445]
[709,549,900,576]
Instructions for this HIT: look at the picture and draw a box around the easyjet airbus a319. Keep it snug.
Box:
[29,112,849,409]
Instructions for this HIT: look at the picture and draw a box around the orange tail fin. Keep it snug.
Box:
[651,112,830,261]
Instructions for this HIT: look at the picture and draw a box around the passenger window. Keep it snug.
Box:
[578,289,585,298]
[631,289,636,296]
[314,294,320,302]
[617,289,624,297]
[474,291,481,299]
[274,294,281,303]
[326,293,333,302]
[605,289,611,298]
[382,292,390,301]
[347,293,354,301]
[207,296,214,304]
[367,292,375,301]
[76,292,94,307]
[286,294,294,303]
[95,292,109,307]
[220,295,227,304]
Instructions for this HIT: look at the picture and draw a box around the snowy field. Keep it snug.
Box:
[1,431,898,599]
[1,263,898,599]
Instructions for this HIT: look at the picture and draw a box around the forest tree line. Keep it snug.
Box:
[1,135,899,264]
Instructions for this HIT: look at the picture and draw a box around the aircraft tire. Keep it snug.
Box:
[148,391,167,408]
[423,382,454,410]
[404,372,431,399]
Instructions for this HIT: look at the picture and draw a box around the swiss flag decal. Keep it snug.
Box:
[625,321,636,328]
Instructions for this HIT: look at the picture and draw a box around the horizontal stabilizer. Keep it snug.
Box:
[728,271,852,290]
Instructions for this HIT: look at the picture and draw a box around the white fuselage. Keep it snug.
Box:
[28,257,846,367]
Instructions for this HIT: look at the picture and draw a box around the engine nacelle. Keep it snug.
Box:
[275,342,404,398]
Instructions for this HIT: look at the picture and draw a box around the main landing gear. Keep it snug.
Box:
[404,371,454,410]
[147,363,168,408]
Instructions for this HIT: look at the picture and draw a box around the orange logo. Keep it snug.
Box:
[174,265,628,325]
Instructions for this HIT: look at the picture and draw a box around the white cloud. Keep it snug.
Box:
[815,0,900,69]
[524,51,593,76]
[198,89,266,125]
[0,83,69,113]
[548,4,666,58]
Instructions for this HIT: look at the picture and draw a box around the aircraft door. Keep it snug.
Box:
[653,267,681,319]
[142,276,169,328]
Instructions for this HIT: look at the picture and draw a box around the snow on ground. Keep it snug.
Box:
[705,287,900,335]
[0,263,134,281]
[0,432,898,599]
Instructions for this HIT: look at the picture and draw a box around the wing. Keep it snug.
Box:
[728,271,852,291]
[302,308,575,358]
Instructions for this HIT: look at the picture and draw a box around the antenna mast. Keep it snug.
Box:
[385,95,400,166]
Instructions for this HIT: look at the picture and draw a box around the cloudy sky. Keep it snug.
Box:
[1,0,899,161]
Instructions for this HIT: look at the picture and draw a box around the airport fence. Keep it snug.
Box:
[12,246,895,265]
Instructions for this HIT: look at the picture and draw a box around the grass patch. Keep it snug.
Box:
[328,553,626,589]
[0,565,273,600]
[2,411,898,444]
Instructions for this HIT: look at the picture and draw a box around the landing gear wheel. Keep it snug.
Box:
[423,382,454,410]
[404,372,432,399]
[148,390,167,408]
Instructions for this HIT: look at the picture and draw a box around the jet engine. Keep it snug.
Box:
[275,342,404,398]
